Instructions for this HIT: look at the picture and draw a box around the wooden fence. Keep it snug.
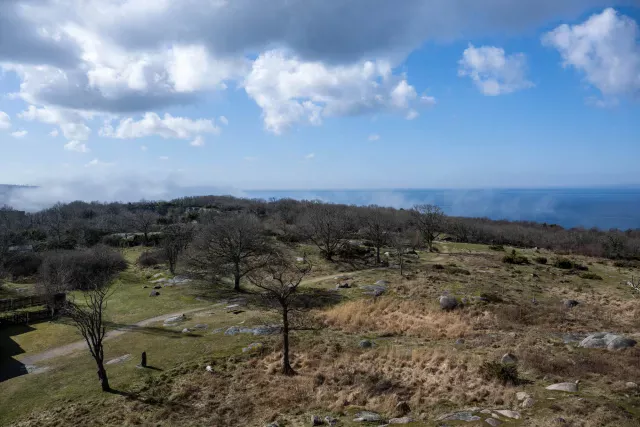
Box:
[0,293,65,313]
[0,309,53,327]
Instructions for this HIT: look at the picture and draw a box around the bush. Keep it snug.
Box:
[535,256,548,264]
[503,250,529,265]
[137,250,168,267]
[579,272,603,280]
[3,252,42,278]
[39,246,127,291]
[554,258,588,271]
[489,244,505,251]
[480,361,519,386]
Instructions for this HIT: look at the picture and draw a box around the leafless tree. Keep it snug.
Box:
[161,223,193,274]
[247,255,312,375]
[41,247,122,392]
[411,204,445,251]
[128,210,159,245]
[190,214,272,292]
[302,203,353,261]
[360,206,396,264]
[391,233,408,277]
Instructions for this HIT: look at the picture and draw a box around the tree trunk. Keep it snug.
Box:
[281,307,295,376]
[96,359,110,392]
[376,246,381,264]
[233,264,241,292]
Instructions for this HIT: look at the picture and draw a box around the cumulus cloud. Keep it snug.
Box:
[190,136,205,147]
[100,112,219,140]
[18,105,91,140]
[458,45,534,95]
[0,112,11,129]
[11,130,27,138]
[245,50,425,133]
[49,128,59,137]
[63,140,90,153]
[543,8,640,101]
[368,134,380,141]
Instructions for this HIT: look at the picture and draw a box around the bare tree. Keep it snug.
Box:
[161,223,193,274]
[247,255,312,375]
[302,203,353,261]
[411,204,445,252]
[42,247,122,392]
[128,210,159,246]
[190,214,272,292]
[391,233,408,277]
[360,206,396,264]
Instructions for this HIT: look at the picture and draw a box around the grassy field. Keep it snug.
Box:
[1,242,640,426]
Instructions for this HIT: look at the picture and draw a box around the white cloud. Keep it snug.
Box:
[458,44,534,95]
[85,158,114,168]
[100,112,220,140]
[190,135,205,147]
[420,94,437,106]
[159,156,169,161]
[49,128,59,137]
[305,153,316,160]
[0,112,11,129]
[543,8,640,101]
[405,110,419,120]
[19,105,91,140]
[63,140,90,153]
[368,134,380,141]
[244,50,426,134]
[11,130,27,138]
[219,116,229,126]
[140,145,148,151]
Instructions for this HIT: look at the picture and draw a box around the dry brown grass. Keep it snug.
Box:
[321,297,495,339]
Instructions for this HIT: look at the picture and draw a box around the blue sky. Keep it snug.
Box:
[0,1,639,198]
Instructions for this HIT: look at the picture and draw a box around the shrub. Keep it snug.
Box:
[579,272,603,280]
[535,256,548,264]
[480,361,519,386]
[554,258,588,271]
[137,250,168,267]
[489,244,505,251]
[503,250,529,265]
[3,252,42,278]
[446,266,471,275]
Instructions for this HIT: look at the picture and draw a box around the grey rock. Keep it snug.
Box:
[181,328,190,334]
[359,339,374,348]
[311,415,323,426]
[242,342,264,353]
[375,280,390,285]
[353,411,382,422]
[562,333,587,344]
[389,417,413,424]
[563,299,580,309]
[225,326,242,336]
[265,423,280,427]
[150,278,167,284]
[546,381,579,392]
[495,410,520,419]
[193,324,208,330]
[362,285,387,296]
[485,418,501,426]
[324,416,338,426]
[516,391,529,401]
[439,295,458,311]
[501,353,518,365]
[149,291,160,297]
[438,411,481,422]
[626,381,638,389]
[553,417,567,424]
[455,338,465,345]
[521,397,535,408]
[225,325,281,336]
[579,332,637,350]
[163,314,186,324]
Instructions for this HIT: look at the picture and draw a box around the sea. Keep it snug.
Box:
[244,188,640,231]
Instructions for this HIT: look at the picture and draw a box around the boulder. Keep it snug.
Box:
[579,333,637,350]
[311,415,323,426]
[389,417,413,424]
[359,339,374,348]
[546,381,579,392]
[193,324,208,330]
[394,401,411,417]
[242,342,264,353]
[353,411,382,422]
[563,299,580,309]
[439,295,458,311]
[376,280,390,285]
[163,314,186,324]
[149,291,160,297]
[516,392,529,401]
[626,381,638,390]
[181,328,190,334]
[485,419,501,426]
[438,411,481,422]
[521,397,535,408]
[495,410,520,419]
[501,353,518,365]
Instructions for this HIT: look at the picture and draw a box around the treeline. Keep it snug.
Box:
[1,195,639,283]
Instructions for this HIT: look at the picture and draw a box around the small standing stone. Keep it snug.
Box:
[140,351,147,368]
[501,353,518,364]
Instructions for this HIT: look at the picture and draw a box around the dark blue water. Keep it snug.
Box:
[245,188,640,231]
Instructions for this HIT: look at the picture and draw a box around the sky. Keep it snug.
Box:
[0,0,639,198]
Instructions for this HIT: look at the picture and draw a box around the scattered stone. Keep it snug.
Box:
[516,392,529,401]
[336,282,350,289]
[389,417,413,424]
[205,365,213,373]
[361,284,387,296]
[437,411,481,422]
[153,285,162,289]
[546,381,579,393]
[193,324,208,330]
[394,401,411,417]
[553,417,567,424]
[561,333,587,344]
[242,342,264,353]
[521,397,535,408]
[106,354,131,365]
[455,338,465,345]
[265,423,280,427]
[296,257,305,262]
[495,410,520,419]
[152,273,164,278]
[376,280,390,285]
[480,409,492,414]
[501,353,518,365]
[359,339,373,349]
[324,416,338,426]
[579,333,637,350]
[439,295,458,311]
[625,381,638,390]
[164,314,187,324]
[353,411,382,422]
[149,291,160,297]
[166,276,192,285]
[224,325,281,336]
[485,418,501,426]
[563,299,580,309]
[226,304,240,309]
[150,278,167,284]
[181,328,190,334]
[311,415,323,426]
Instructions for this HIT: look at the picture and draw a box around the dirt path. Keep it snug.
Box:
[19,306,210,366]
[302,268,383,285]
